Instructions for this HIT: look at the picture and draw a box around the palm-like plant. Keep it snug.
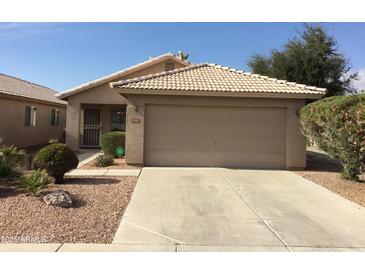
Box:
[0,146,25,181]
[177,51,189,61]
[17,169,52,196]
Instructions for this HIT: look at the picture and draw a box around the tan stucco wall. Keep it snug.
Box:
[124,94,307,169]
[0,95,66,148]
[65,60,187,150]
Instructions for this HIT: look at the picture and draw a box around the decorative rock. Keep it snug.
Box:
[43,190,73,208]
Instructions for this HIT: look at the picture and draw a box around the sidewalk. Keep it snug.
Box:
[67,149,141,177]
[2,243,363,252]
[77,149,101,167]
[0,243,174,252]
[0,243,296,252]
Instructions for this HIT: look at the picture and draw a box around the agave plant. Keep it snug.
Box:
[17,169,52,196]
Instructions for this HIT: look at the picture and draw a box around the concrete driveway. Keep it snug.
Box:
[113,168,365,251]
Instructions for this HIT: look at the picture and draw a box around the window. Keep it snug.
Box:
[111,106,126,131]
[25,106,37,127]
[51,108,59,126]
[164,62,175,71]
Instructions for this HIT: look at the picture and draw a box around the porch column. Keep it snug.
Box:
[125,104,144,165]
[65,101,81,151]
[285,100,306,169]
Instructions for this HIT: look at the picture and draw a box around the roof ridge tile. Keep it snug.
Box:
[58,52,191,99]
[110,61,327,96]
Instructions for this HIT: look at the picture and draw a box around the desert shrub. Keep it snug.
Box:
[0,146,25,181]
[17,169,51,195]
[95,154,114,167]
[34,143,79,184]
[100,131,125,158]
[300,94,365,180]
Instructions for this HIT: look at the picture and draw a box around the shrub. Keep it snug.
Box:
[100,131,125,158]
[300,94,365,180]
[0,146,25,181]
[34,143,79,184]
[95,154,114,167]
[17,169,51,195]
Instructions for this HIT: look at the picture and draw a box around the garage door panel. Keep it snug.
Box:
[250,137,269,153]
[266,138,286,153]
[181,135,214,150]
[145,105,286,168]
[215,136,250,152]
[146,134,215,151]
[145,134,180,150]
[146,150,216,167]
[146,118,192,134]
[266,123,285,137]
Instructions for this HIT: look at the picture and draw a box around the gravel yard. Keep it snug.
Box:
[294,149,365,208]
[0,176,137,243]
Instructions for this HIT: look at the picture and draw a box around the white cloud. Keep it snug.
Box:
[353,68,365,92]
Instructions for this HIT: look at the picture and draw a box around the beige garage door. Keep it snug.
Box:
[145,104,286,168]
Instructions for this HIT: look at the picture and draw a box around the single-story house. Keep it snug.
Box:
[0,73,66,148]
[58,53,326,169]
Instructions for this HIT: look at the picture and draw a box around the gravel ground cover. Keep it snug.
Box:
[0,176,137,243]
[294,149,365,207]
[80,158,141,170]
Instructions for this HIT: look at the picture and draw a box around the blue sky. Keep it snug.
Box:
[0,22,364,92]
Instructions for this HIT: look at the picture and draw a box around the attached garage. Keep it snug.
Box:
[144,104,286,168]
[110,63,326,169]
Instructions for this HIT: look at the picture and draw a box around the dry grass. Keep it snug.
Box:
[0,176,137,243]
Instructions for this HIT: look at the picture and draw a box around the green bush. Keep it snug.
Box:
[300,94,365,180]
[95,154,114,167]
[100,131,125,158]
[34,143,79,184]
[17,169,51,196]
[0,146,25,181]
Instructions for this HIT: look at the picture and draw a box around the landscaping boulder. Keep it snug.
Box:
[43,190,72,208]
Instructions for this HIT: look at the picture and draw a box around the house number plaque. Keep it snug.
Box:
[131,118,141,123]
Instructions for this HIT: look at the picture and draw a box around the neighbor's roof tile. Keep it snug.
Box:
[0,73,66,105]
[111,64,326,96]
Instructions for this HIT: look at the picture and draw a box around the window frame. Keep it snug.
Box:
[25,105,37,127]
[51,108,60,127]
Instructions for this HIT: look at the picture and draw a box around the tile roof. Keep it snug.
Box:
[111,63,327,97]
[57,53,190,99]
[0,73,66,105]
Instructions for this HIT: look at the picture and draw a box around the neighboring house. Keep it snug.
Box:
[0,73,66,148]
[59,53,326,169]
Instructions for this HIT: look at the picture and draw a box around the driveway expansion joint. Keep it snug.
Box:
[124,221,185,245]
[215,168,292,252]
[55,243,64,252]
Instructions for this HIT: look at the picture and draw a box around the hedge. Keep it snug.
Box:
[100,131,126,158]
[299,94,365,180]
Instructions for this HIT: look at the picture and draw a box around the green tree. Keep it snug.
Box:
[247,24,357,96]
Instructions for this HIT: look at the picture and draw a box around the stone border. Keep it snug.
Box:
[65,169,141,177]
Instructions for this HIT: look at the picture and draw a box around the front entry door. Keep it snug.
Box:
[83,108,101,147]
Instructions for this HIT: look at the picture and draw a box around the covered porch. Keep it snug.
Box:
[80,104,126,148]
